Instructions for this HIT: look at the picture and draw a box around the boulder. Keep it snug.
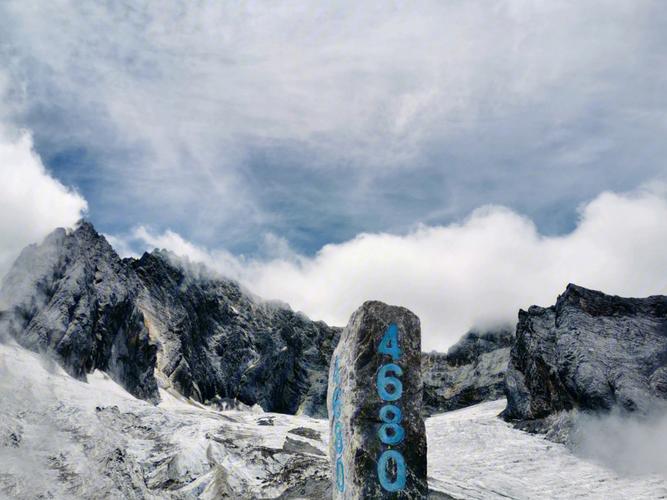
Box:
[328,301,428,499]
[502,284,667,427]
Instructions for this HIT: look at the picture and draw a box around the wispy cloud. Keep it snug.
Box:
[1,1,666,252]
[123,186,667,351]
[0,124,87,279]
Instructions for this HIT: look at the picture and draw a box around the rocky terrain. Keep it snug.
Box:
[422,328,513,415]
[0,342,334,499]
[0,221,508,418]
[3,225,667,498]
[3,341,665,499]
[502,284,667,432]
[0,221,340,417]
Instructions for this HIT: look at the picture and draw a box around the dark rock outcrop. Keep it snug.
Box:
[502,284,667,427]
[422,328,513,415]
[131,249,339,416]
[0,222,158,401]
[0,221,477,418]
[0,221,340,416]
[328,301,428,499]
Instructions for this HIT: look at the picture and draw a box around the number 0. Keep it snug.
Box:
[377,449,406,492]
[379,323,401,360]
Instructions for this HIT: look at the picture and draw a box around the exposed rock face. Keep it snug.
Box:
[132,250,339,416]
[0,222,340,416]
[422,328,513,415]
[0,221,472,419]
[502,284,667,426]
[0,223,158,401]
[328,301,428,499]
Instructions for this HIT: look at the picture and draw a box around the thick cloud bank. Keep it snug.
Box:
[0,127,87,277]
[130,187,667,351]
[2,1,666,250]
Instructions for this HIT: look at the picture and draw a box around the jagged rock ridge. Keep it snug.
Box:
[422,327,513,415]
[131,249,339,415]
[0,221,502,417]
[0,221,340,416]
[0,224,158,401]
[502,283,667,427]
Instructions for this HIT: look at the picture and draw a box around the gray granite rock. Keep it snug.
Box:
[0,222,158,402]
[0,221,340,416]
[422,328,513,415]
[502,284,667,428]
[328,301,428,499]
[131,249,340,416]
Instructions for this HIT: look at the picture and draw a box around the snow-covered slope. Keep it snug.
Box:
[427,401,667,499]
[0,342,330,499]
[2,342,666,499]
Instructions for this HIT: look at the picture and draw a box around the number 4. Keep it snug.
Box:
[379,323,401,361]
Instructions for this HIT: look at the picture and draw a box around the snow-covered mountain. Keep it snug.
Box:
[0,221,506,418]
[0,221,341,417]
[2,222,667,498]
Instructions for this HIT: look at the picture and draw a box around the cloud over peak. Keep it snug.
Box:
[124,186,667,351]
[0,126,87,277]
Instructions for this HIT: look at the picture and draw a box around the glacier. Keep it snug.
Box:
[2,341,666,499]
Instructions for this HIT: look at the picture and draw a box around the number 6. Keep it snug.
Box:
[377,363,403,401]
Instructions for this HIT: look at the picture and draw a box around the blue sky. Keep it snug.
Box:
[2,1,665,256]
[1,1,667,348]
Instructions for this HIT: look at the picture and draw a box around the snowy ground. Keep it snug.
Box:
[1,342,666,499]
[0,342,330,499]
[427,401,667,499]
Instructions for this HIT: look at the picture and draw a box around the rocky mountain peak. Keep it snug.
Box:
[0,222,342,416]
[504,284,667,428]
[445,327,514,367]
[2,222,490,418]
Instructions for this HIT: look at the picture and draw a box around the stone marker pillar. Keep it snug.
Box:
[328,301,428,499]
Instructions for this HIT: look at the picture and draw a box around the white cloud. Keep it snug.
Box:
[572,408,667,477]
[3,0,656,166]
[0,125,87,277]
[2,1,665,246]
[125,187,667,352]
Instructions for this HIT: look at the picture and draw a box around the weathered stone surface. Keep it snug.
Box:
[0,222,158,402]
[0,221,340,416]
[502,284,667,427]
[328,301,428,499]
[131,249,340,416]
[422,328,513,415]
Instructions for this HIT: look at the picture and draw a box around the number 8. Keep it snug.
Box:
[378,404,404,445]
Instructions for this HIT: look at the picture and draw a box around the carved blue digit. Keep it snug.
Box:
[332,355,346,493]
[336,458,345,492]
[377,449,406,492]
[335,421,344,454]
[333,356,341,385]
[379,404,402,424]
[378,323,401,360]
[379,423,405,445]
[377,363,403,401]
[333,387,342,418]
